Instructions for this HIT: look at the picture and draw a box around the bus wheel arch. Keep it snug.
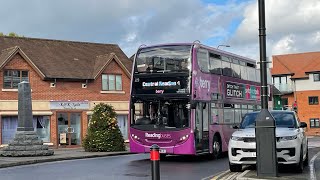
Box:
[212,133,222,159]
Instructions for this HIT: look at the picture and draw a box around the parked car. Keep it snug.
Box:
[228,110,308,172]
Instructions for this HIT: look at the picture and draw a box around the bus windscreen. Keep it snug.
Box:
[135,45,191,73]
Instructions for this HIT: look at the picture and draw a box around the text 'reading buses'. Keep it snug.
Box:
[129,43,272,157]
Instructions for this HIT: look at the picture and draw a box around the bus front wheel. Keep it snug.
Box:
[212,135,222,159]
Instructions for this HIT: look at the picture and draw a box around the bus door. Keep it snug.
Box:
[195,102,210,152]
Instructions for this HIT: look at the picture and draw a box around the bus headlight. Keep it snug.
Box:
[131,134,140,140]
[179,135,189,141]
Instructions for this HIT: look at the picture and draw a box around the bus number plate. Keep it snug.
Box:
[159,149,166,153]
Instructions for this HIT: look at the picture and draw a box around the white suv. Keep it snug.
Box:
[228,110,308,172]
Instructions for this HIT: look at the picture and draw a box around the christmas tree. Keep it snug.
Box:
[83,103,125,152]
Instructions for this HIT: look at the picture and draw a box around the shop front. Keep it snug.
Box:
[50,101,88,148]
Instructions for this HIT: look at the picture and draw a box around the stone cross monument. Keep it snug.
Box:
[0,81,54,156]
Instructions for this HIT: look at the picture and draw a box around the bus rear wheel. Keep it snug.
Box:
[212,135,222,159]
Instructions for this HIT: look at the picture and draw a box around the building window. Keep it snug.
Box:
[314,73,320,82]
[309,96,319,105]
[3,70,29,89]
[310,118,320,128]
[273,76,287,84]
[1,116,50,144]
[34,116,51,142]
[102,74,122,91]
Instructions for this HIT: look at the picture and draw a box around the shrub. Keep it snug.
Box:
[83,103,125,152]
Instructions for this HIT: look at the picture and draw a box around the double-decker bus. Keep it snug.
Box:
[129,42,269,158]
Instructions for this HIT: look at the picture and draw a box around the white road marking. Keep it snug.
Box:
[310,151,320,180]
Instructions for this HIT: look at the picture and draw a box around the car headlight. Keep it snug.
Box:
[279,135,297,141]
[231,136,244,141]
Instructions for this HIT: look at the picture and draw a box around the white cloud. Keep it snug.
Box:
[1,0,317,59]
[0,0,250,56]
[229,0,320,59]
[272,35,297,55]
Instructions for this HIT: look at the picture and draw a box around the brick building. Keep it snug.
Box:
[271,52,320,135]
[0,36,132,148]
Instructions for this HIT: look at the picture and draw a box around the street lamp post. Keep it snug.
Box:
[217,44,230,49]
[255,0,278,177]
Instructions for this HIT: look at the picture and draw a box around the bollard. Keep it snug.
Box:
[150,144,160,180]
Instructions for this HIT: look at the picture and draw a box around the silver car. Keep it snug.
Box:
[228,110,308,172]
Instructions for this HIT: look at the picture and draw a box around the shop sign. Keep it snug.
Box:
[50,101,89,110]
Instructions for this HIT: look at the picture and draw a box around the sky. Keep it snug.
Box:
[1,0,320,61]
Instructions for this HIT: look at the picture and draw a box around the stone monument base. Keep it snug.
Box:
[0,131,54,157]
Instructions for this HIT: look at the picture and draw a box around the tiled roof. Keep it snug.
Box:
[0,46,19,68]
[0,36,132,80]
[271,52,320,79]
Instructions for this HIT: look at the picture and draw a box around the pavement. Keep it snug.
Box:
[0,146,132,169]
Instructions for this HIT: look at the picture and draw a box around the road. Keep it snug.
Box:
[0,153,229,180]
[1,137,320,180]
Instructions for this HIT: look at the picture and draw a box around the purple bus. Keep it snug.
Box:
[129,42,264,158]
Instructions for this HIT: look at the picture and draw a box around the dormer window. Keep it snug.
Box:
[3,70,29,89]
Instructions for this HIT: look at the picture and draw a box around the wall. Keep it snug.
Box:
[296,74,320,91]
[296,90,320,135]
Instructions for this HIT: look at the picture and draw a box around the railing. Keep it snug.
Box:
[274,83,293,94]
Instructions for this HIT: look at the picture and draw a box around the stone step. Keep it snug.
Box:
[0,150,54,157]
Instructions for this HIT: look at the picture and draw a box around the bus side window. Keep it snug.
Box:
[197,49,209,72]
[241,104,248,117]
[224,104,234,124]
[209,53,222,75]
[203,103,209,131]
[211,103,219,124]
[221,56,232,77]
[247,63,256,81]
[234,104,241,123]
[240,61,248,80]
[231,59,241,79]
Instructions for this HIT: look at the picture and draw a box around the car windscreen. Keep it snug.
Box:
[239,112,297,129]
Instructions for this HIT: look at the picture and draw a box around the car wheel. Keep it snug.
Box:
[212,135,222,159]
[229,162,242,172]
[296,146,304,173]
[303,148,309,167]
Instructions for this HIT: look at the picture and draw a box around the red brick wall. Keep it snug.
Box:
[51,112,57,147]
[295,91,320,135]
[0,54,131,101]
